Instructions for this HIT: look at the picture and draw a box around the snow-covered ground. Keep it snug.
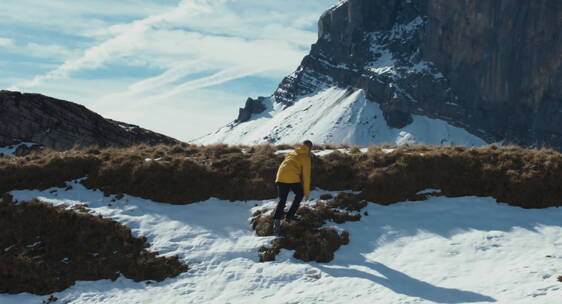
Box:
[2,181,561,303]
[196,88,486,147]
[275,147,389,156]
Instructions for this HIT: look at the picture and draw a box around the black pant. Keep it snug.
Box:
[273,182,304,220]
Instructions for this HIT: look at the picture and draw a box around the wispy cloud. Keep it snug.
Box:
[0,0,177,37]
[0,37,14,47]
[150,67,266,101]
[1,0,338,140]
[18,0,319,88]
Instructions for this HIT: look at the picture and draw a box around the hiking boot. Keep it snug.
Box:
[273,219,282,235]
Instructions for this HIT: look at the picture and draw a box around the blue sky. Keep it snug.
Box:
[0,0,339,141]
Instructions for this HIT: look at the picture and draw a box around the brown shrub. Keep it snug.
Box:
[0,153,101,194]
[1,192,13,204]
[1,143,561,208]
[331,192,368,212]
[84,157,216,204]
[251,193,362,263]
[85,146,102,155]
[313,144,562,208]
[275,144,293,150]
[0,199,187,295]
[322,144,339,150]
[558,275,562,283]
[314,151,357,190]
[76,143,283,204]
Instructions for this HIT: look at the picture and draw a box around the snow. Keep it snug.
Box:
[313,149,347,157]
[366,16,427,77]
[387,16,424,40]
[196,88,486,147]
[416,189,441,195]
[313,55,350,71]
[25,241,42,248]
[2,181,562,303]
[277,148,378,157]
[118,124,135,132]
[407,60,445,79]
[274,149,293,155]
[367,19,447,83]
[0,142,36,157]
[145,158,162,162]
[367,46,396,75]
[276,149,348,157]
[195,11,475,148]
[328,0,348,11]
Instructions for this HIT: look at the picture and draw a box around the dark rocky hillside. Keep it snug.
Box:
[239,0,562,150]
[0,90,178,150]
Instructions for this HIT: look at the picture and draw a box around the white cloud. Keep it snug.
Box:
[19,0,318,88]
[0,37,76,61]
[148,67,264,102]
[0,37,13,47]
[99,88,247,141]
[0,0,177,38]
[4,0,339,140]
[24,42,77,60]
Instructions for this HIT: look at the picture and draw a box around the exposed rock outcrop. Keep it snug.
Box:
[0,91,178,150]
[229,0,562,149]
[236,97,267,123]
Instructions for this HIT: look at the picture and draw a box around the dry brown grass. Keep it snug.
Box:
[314,144,562,208]
[251,193,365,262]
[0,143,282,204]
[1,143,561,208]
[0,198,187,295]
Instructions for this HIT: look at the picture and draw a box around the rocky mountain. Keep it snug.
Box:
[197,0,561,149]
[0,90,177,151]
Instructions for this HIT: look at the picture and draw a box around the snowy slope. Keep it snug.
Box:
[2,181,561,303]
[196,88,486,146]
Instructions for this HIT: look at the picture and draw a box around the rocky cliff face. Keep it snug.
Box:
[221,0,561,149]
[0,91,177,150]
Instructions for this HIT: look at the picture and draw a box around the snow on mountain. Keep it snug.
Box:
[0,142,37,157]
[194,2,489,147]
[196,0,562,150]
[2,181,562,303]
[196,87,486,146]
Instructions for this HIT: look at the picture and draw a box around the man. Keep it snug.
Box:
[273,140,312,235]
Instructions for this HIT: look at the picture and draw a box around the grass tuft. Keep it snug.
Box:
[0,199,187,295]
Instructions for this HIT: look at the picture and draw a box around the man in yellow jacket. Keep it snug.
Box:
[273,140,312,235]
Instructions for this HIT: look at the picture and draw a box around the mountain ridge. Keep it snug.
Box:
[0,90,178,150]
[198,0,562,150]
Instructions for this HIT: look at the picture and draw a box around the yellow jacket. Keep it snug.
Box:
[275,144,312,196]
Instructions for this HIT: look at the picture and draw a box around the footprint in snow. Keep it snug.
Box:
[303,269,322,281]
